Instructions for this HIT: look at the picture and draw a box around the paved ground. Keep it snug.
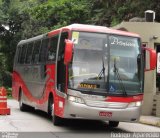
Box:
[0,100,160,138]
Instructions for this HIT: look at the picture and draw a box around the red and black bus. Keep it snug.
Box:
[12,24,156,127]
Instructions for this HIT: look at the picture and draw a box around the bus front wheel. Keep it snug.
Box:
[52,114,63,126]
[108,121,119,127]
[48,95,63,126]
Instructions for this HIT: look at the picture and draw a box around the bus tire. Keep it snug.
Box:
[52,114,62,126]
[19,90,28,111]
[48,95,53,118]
[108,121,119,127]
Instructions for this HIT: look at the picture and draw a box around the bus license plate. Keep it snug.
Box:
[99,112,112,117]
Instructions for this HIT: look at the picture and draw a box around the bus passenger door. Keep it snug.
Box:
[57,32,69,93]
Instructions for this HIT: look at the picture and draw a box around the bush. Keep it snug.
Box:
[0,71,12,88]
[6,87,12,99]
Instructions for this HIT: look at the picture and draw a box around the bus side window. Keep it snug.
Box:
[39,38,48,63]
[47,36,58,62]
[32,40,41,64]
[17,46,22,64]
[25,42,34,64]
[19,44,27,64]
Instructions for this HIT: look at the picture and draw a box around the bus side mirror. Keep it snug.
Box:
[64,39,74,65]
[143,47,157,71]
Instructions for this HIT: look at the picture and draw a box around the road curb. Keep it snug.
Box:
[139,116,160,127]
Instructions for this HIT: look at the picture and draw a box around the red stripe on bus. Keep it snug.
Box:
[12,64,56,104]
[105,95,143,103]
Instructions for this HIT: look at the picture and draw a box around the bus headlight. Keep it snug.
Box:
[68,95,85,104]
[128,101,142,107]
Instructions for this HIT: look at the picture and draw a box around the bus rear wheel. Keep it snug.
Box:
[108,121,119,127]
[19,90,28,111]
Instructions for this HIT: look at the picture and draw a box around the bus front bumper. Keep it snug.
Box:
[63,100,141,122]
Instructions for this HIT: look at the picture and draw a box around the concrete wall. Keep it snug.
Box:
[113,22,160,115]
[156,94,160,117]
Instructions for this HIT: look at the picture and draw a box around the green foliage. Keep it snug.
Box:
[0,0,91,87]
[6,87,12,98]
[29,0,91,31]
[0,52,11,87]
[90,0,160,26]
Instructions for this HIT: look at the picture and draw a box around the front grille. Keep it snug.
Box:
[85,99,128,109]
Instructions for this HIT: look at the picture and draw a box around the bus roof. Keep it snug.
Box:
[63,24,140,37]
[18,34,47,46]
[18,24,140,46]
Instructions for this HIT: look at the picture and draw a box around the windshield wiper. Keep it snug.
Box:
[98,57,105,83]
[113,58,127,96]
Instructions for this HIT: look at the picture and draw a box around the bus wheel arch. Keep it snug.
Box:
[108,121,119,127]
[19,87,28,111]
[18,87,22,101]
[48,92,63,126]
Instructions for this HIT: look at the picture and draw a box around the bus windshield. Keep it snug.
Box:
[68,32,143,96]
[108,35,143,95]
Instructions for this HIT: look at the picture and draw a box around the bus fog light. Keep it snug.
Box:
[68,96,84,104]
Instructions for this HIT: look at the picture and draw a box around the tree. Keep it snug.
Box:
[0,0,91,87]
[89,0,160,26]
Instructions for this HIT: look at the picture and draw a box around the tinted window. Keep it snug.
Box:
[57,32,68,92]
[17,46,22,64]
[32,40,41,63]
[19,45,27,64]
[47,36,58,61]
[39,38,48,63]
[25,43,34,64]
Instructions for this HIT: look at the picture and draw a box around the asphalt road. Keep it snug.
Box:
[0,99,160,138]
